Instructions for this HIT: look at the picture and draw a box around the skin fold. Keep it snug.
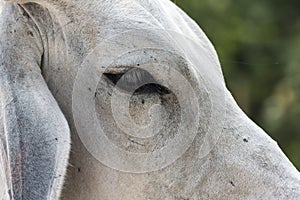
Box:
[0,0,299,199]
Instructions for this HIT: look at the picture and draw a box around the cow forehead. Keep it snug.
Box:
[2,0,223,80]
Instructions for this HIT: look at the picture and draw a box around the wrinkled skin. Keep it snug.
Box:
[0,0,299,200]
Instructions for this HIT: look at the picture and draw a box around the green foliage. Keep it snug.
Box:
[175,0,300,169]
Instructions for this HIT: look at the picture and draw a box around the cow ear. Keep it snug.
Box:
[0,3,70,199]
[0,135,12,200]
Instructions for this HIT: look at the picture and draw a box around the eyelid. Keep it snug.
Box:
[103,67,172,95]
[104,66,134,74]
[104,67,155,90]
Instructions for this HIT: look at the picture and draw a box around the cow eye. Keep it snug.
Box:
[103,67,170,95]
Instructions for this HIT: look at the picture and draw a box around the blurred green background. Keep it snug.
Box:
[174,0,300,169]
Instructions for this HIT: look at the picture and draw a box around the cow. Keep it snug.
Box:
[0,0,299,199]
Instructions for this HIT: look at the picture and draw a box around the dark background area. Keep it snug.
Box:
[175,0,300,169]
